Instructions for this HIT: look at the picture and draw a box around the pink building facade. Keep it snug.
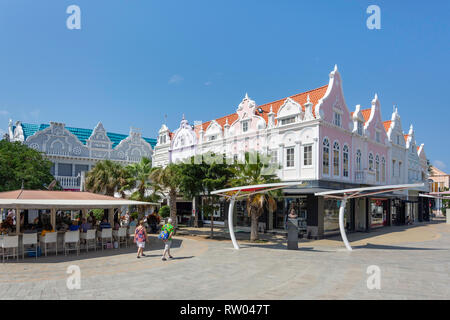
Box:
[153,65,430,237]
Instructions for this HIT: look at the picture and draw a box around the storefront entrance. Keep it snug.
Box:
[369,198,389,228]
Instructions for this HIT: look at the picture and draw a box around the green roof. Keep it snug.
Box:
[16,123,156,149]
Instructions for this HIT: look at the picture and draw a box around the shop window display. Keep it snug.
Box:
[370,199,387,228]
[324,199,351,234]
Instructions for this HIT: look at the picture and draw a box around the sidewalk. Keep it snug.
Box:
[177,219,448,249]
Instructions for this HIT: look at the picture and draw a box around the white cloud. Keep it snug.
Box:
[204,81,212,86]
[168,74,183,84]
[0,110,9,117]
[433,160,447,171]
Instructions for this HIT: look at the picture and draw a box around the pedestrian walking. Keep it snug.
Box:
[160,218,175,261]
[134,220,148,259]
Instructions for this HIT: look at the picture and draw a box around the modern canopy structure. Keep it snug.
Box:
[211,181,306,250]
[315,183,425,251]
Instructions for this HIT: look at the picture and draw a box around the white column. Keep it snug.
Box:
[295,141,301,179]
[339,198,352,251]
[278,143,284,180]
[228,196,239,250]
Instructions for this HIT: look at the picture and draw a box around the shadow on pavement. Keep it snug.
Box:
[4,236,183,264]
[352,243,445,251]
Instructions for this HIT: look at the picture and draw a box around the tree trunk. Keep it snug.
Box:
[194,196,199,228]
[210,210,214,239]
[250,212,259,241]
[169,189,177,229]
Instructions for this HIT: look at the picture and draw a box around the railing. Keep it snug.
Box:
[354,170,365,182]
[55,175,81,189]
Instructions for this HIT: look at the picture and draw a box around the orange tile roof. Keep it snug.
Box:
[351,108,372,124]
[0,190,126,201]
[383,120,392,132]
[196,85,328,132]
[361,108,372,124]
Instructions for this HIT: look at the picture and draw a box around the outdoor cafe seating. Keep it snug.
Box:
[0,189,159,262]
[64,230,80,256]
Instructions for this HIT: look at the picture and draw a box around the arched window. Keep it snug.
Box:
[343,145,349,178]
[333,141,340,176]
[356,149,362,171]
[323,138,330,175]
[369,153,374,171]
[382,157,386,183]
[375,155,380,182]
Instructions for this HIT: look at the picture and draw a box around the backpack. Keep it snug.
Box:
[158,228,169,240]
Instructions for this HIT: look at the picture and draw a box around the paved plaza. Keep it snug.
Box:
[1,220,449,300]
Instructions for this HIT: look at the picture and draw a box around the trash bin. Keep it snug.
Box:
[286,218,299,250]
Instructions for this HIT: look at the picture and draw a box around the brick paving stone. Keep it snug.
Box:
[0,221,449,299]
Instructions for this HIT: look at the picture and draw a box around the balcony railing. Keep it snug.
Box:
[55,175,81,190]
[354,170,365,182]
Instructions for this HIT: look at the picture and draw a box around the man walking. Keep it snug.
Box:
[161,218,174,261]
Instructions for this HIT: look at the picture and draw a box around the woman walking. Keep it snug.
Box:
[134,220,148,258]
[161,218,175,261]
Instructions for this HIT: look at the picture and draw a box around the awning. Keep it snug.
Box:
[0,190,159,209]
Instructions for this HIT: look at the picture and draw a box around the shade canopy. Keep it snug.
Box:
[314,183,425,200]
[211,181,306,200]
[0,190,159,209]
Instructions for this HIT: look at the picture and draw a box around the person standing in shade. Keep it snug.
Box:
[161,218,175,261]
[134,220,148,259]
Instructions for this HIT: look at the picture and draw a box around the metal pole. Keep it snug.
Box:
[339,198,352,251]
[228,195,239,250]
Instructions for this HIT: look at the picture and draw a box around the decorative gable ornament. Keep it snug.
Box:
[86,122,113,150]
[303,95,315,121]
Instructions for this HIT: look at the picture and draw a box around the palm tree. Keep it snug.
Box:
[85,160,127,197]
[149,164,181,227]
[230,151,280,241]
[120,157,155,217]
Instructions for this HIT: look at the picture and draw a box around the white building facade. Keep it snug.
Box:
[152,65,431,236]
[7,120,156,190]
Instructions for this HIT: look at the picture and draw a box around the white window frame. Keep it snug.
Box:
[343,145,349,178]
[368,153,374,171]
[242,120,249,133]
[357,121,363,135]
[323,138,330,176]
[333,112,341,127]
[303,145,312,167]
[333,141,340,177]
[280,116,296,126]
[286,147,295,168]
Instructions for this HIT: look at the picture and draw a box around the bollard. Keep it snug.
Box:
[287,218,299,250]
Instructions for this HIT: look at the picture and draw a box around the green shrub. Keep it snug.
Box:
[131,212,139,220]
[159,205,170,218]
[91,209,104,221]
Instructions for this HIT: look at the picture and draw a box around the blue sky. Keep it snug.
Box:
[0,0,449,170]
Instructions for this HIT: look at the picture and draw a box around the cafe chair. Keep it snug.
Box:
[2,235,19,262]
[114,227,127,248]
[97,228,113,251]
[80,229,96,252]
[64,230,80,256]
[22,233,38,260]
[127,226,136,246]
[40,232,58,256]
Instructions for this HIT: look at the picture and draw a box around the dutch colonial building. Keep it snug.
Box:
[153,65,430,238]
[7,120,156,190]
